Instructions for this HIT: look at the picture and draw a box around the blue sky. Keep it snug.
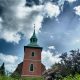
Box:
[0,0,80,72]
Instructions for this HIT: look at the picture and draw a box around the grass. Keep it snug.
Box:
[0,76,14,80]
[1,74,80,80]
[0,76,44,80]
[23,77,44,80]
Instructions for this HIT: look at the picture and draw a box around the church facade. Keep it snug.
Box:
[21,26,46,77]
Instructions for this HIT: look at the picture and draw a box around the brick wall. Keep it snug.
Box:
[21,47,45,77]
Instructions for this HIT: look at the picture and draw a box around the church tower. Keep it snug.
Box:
[21,25,45,77]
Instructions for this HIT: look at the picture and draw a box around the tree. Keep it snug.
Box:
[59,49,80,76]
[0,63,5,76]
[70,49,80,75]
[43,49,80,80]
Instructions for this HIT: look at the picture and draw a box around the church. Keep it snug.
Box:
[13,25,46,77]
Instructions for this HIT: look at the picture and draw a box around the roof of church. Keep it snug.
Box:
[12,62,46,76]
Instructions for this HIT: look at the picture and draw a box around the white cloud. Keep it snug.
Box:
[66,0,76,3]
[50,35,54,39]
[58,0,65,6]
[16,1,60,36]
[48,46,55,50]
[44,2,60,18]
[72,38,80,45]
[58,0,76,7]
[0,0,60,43]
[16,4,44,37]
[58,0,76,12]
[0,53,19,72]
[74,6,80,16]
[0,53,18,64]
[15,0,27,19]
[0,31,21,44]
[0,17,2,31]
[5,64,18,73]
[42,50,61,69]
[0,17,3,22]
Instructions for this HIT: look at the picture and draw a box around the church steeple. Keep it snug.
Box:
[30,24,37,44]
[27,24,40,47]
[22,25,44,77]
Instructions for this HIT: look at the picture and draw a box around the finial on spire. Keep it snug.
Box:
[34,24,35,32]
[33,24,36,34]
[34,24,35,30]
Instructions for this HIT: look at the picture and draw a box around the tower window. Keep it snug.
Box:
[30,64,34,71]
[32,52,35,56]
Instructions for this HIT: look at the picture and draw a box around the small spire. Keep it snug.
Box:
[29,24,37,44]
[34,24,35,30]
[27,24,40,47]
[33,24,35,34]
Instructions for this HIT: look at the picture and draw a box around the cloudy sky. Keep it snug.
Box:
[0,0,80,72]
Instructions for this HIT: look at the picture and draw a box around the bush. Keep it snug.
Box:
[0,76,14,80]
[63,74,80,80]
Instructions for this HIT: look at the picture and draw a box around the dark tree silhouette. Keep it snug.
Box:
[43,49,80,80]
[0,63,5,76]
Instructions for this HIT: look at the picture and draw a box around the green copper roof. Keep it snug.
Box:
[27,43,40,47]
[27,25,40,47]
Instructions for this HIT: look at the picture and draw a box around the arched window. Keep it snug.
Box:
[32,52,35,57]
[30,64,34,71]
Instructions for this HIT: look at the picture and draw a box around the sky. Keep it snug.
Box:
[0,0,80,72]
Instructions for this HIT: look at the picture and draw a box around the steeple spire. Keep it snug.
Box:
[27,24,42,48]
[33,24,36,37]
[27,24,40,47]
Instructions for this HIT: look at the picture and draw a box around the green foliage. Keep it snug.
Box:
[0,76,14,80]
[11,72,21,79]
[1,74,80,80]
[23,77,44,80]
[63,74,80,80]
[0,76,44,80]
